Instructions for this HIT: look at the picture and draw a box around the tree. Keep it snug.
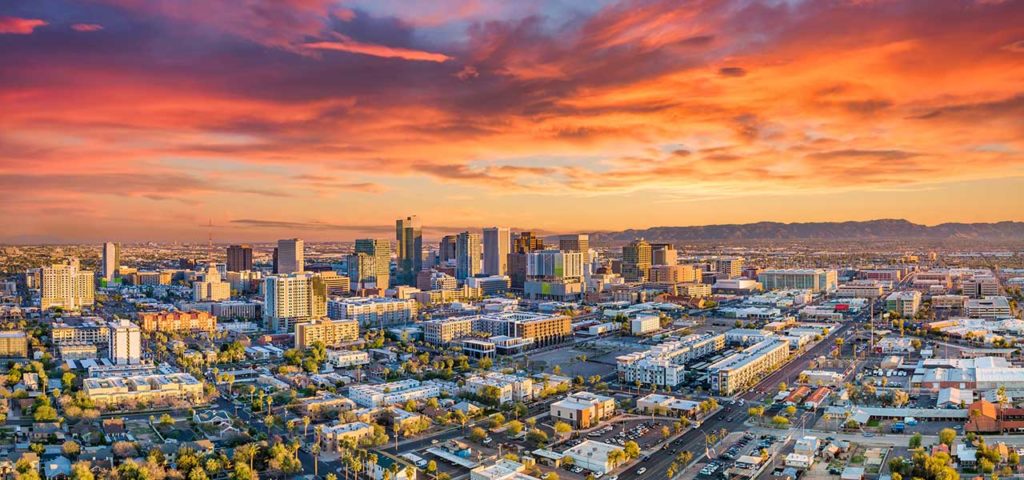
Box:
[554,421,572,436]
[62,440,82,458]
[426,460,437,477]
[784,405,797,416]
[469,427,487,442]
[624,440,641,459]
[527,429,549,445]
[507,420,524,435]
[892,389,910,407]
[544,473,559,480]
[771,416,790,427]
[159,413,175,428]
[661,425,671,439]
[778,382,788,392]
[939,427,957,447]
[909,433,922,449]
[479,357,493,370]
[70,462,95,480]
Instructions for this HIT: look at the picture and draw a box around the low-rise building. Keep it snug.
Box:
[470,459,539,480]
[321,422,373,451]
[295,318,359,348]
[550,391,615,428]
[886,291,922,317]
[348,379,441,407]
[966,296,1012,319]
[562,441,624,475]
[327,297,418,327]
[635,394,700,417]
[708,339,790,395]
[137,310,217,333]
[616,333,725,387]
[83,373,204,407]
[630,314,660,335]
[328,350,371,368]
[462,373,533,404]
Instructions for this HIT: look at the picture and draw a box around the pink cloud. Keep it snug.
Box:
[0,16,47,34]
[71,23,104,32]
[305,39,451,62]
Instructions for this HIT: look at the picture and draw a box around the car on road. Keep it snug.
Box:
[636,468,647,475]
[482,437,493,445]
[431,439,439,444]
[863,432,875,437]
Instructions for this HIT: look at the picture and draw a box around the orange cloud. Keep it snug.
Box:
[71,23,104,32]
[0,16,47,34]
[305,39,452,62]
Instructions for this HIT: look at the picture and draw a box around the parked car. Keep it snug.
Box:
[636,468,647,475]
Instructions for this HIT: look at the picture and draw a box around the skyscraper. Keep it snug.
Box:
[651,243,677,266]
[102,242,120,281]
[354,239,391,290]
[40,259,95,311]
[277,238,304,274]
[439,235,457,263]
[455,231,481,281]
[513,232,544,254]
[622,238,652,282]
[483,227,510,276]
[226,244,253,272]
[395,216,423,286]
[559,234,590,263]
[508,231,544,291]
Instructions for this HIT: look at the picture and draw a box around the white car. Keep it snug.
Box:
[636,468,647,475]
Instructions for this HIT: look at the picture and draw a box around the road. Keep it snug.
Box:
[618,321,857,480]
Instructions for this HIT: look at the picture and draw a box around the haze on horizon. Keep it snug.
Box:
[2,0,1023,243]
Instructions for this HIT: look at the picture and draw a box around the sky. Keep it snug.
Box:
[1,0,1023,243]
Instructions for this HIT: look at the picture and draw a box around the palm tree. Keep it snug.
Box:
[303,415,312,437]
[311,442,321,478]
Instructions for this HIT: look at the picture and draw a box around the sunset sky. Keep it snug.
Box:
[2,0,1023,243]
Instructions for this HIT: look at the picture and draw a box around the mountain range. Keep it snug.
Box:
[588,219,1024,244]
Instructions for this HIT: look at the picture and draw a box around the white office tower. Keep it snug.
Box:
[483,227,511,276]
[40,259,95,311]
[277,238,305,274]
[109,319,142,365]
[102,242,120,281]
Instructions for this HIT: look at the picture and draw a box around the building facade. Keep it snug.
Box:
[262,273,328,333]
[40,259,95,311]
[396,216,423,286]
[276,238,305,274]
[226,244,253,272]
[137,310,217,333]
[295,318,359,348]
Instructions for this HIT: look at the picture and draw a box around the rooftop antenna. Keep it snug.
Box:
[200,218,215,265]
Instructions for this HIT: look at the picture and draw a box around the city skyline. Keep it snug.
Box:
[3,0,1024,242]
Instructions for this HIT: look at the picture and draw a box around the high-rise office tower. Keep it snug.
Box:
[455,232,482,281]
[439,235,457,263]
[395,216,423,286]
[276,239,304,274]
[559,234,590,263]
[715,257,744,279]
[622,238,652,282]
[513,232,544,254]
[102,242,120,281]
[226,244,253,272]
[508,231,545,290]
[354,239,391,290]
[109,319,142,365]
[262,273,328,333]
[40,259,95,311]
[651,243,677,266]
[524,250,585,300]
[347,253,380,291]
[483,227,511,276]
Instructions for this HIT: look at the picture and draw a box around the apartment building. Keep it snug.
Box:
[836,281,886,299]
[137,310,217,333]
[294,318,359,349]
[321,422,374,452]
[109,319,142,365]
[327,350,370,368]
[326,297,418,327]
[422,312,571,349]
[616,333,725,387]
[348,379,441,407]
[462,372,534,404]
[40,259,95,311]
[83,373,204,406]
[758,269,838,292]
[0,331,29,357]
[550,391,616,428]
[263,273,328,334]
[51,319,110,345]
[708,339,790,395]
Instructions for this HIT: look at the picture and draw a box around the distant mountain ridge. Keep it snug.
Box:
[589,219,1024,244]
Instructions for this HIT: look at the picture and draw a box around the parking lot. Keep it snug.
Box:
[691,431,786,479]
[572,418,679,451]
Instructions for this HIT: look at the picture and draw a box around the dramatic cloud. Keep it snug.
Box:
[2,0,1023,241]
[0,16,46,34]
